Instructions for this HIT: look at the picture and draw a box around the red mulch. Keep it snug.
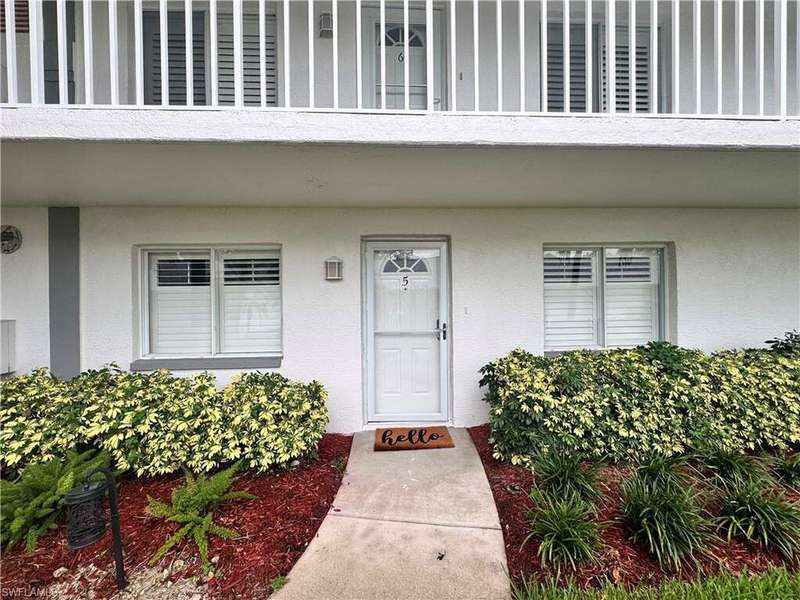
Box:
[467,424,795,590]
[1,434,353,599]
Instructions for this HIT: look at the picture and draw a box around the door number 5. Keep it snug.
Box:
[401,275,409,290]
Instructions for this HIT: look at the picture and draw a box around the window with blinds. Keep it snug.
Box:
[145,248,282,357]
[547,24,654,112]
[544,246,664,352]
[144,11,278,107]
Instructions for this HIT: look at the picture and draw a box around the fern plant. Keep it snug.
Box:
[147,462,255,574]
[0,449,111,552]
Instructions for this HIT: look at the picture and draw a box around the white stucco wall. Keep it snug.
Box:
[77,206,800,433]
[0,208,50,373]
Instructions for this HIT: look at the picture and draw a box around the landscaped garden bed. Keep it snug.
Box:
[472,336,800,596]
[1,368,348,599]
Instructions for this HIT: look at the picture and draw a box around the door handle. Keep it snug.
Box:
[435,320,448,341]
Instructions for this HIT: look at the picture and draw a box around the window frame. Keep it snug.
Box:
[543,243,669,353]
[135,244,283,362]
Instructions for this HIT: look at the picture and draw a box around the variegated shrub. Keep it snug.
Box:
[480,343,800,464]
[1,368,328,476]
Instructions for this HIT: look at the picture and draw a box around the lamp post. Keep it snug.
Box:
[64,467,127,591]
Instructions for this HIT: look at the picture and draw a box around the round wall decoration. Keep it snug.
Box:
[1,225,22,254]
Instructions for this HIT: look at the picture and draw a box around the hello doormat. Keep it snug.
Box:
[374,427,455,451]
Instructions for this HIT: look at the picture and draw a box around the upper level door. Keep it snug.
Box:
[365,241,450,423]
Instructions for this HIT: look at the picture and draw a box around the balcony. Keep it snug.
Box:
[1,1,797,115]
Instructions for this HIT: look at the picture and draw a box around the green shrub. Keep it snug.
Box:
[1,368,329,477]
[0,449,110,551]
[147,462,255,574]
[774,453,800,491]
[511,567,800,600]
[525,494,600,571]
[766,330,800,355]
[531,450,600,504]
[634,453,689,489]
[619,474,712,571]
[695,446,772,491]
[480,343,800,464]
[715,481,800,560]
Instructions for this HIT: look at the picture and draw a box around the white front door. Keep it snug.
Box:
[365,241,449,423]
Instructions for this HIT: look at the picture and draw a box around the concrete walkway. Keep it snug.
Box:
[274,428,510,600]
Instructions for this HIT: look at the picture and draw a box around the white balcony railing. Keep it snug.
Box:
[1,1,798,117]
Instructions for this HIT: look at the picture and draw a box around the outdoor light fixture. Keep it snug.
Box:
[319,13,333,38]
[64,468,127,591]
[324,257,343,281]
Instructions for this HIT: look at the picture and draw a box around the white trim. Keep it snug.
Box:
[363,239,450,424]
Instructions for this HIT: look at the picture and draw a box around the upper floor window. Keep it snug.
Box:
[547,24,657,113]
[142,247,282,358]
[543,245,665,352]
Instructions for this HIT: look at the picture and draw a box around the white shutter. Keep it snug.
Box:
[603,248,661,348]
[144,12,206,105]
[217,14,278,106]
[543,249,600,351]
[547,25,588,112]
[148,253,212,355]
[600,26,652,112]
[218,251,281,354]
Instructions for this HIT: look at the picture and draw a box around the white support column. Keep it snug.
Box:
[426,0,434,111]
[332,0,339,108]
[608,0,616,113]
[778,0,787,115]
[135,0,144,105]
[109,0,119,105]
[56,0,68,104]
[630,0,637,113]
[233,0,243,106]
[671,0,678,113]
[159,0,169,105]
[3,0,17,103]
[84,0,94,104]
[356,0,362,108]
[757,0,764,115]
[404,0,410,109]
[714,0,721,113]
[380,0,386,108]
[259,0,267,107]
[519,0,525,111]
[650,0,657,113]
[451,0,458,110]
[693,0,700,113]
[210,0,219,105]
[497,0,503,111]
[736,0,743,114]
[185,0,194,106]
[307,0,315,107]
[283,0,291,107]
[474,0,480,110]
[563,0,570,112]
[29,0,44,103]
[540,0,546,110]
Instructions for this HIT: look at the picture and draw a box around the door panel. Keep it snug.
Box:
[366,242,449,422]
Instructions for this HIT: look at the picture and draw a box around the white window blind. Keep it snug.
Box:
[544,246,664,351]
[145,248,282,357]
[547,24,653,112]
[218,14,278,106]
[218,251,282,354]
[148,253,212,355]
[543,249,600,350]
[604,248,661,347]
